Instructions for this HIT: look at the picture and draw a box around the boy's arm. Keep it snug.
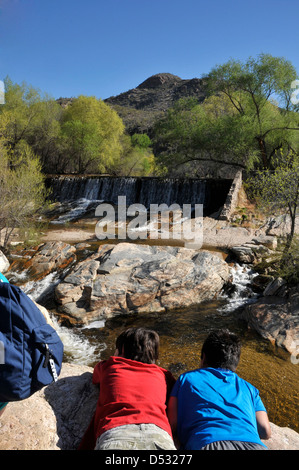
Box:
[256,410,272,440]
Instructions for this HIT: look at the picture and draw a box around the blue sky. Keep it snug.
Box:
[0,0,298,100]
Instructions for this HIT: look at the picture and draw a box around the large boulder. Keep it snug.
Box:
[266,423,299,450]
[0,363,98,450]
[240,286,299,356]
[229,236,277,264]
[0,362,298,450]
[54,243,231,326]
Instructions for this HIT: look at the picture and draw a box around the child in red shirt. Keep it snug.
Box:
[79,327,176,450]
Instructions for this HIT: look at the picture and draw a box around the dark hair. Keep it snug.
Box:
[115,327,159,364]
[201,329,241,372]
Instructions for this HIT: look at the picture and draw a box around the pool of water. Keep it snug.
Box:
[76,299,299,433]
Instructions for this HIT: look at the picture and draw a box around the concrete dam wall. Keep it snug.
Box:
[46,175,236,217]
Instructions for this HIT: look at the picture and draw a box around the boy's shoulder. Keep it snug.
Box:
[178,367,238,383]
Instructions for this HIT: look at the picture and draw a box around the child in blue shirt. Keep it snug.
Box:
[168,328,272,450]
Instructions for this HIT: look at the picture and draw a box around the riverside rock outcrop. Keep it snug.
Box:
[240,284,299,356]
[0,363,98,450]
[8,241,76,281]
[0,363,298,450]
[228,236,278,264]
[54,242,231,326]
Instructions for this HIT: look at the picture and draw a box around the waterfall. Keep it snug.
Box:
[218,264,259,314]
[47,175,232,216]
[50,198,97,224]
[51,316,106,366]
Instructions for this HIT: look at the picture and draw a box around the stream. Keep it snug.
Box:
[9,244,299,434]
[4,188,299,435]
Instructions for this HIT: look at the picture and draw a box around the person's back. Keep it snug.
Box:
[168,329,272,450]
[93,355,175,442]
[79,327,176,450]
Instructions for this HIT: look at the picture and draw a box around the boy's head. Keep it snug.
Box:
[201,329,241,372]
[115,327,159,364]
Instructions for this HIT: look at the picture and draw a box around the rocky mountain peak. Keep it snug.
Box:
[137,73,182,89]
[105,73,206,111]
[104,73,207,134]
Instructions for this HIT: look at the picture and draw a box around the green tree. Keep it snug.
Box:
[0,77,62,172]
[154,55,299,176]
[246,151,299,252]
[154,95,254,176]
[0,138,47,248]
[207,54,299,169]
[108,134,156,176]
[278,236,299,284]
[61,96,125,173]
[131,133,152,149]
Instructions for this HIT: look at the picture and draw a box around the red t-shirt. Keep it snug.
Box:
[92,356,176,441]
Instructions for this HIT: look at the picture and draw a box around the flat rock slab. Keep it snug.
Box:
[241,287,299,356]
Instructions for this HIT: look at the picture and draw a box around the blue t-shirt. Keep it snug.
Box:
[170,367,267,449]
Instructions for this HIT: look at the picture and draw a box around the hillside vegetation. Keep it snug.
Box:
[0,54,298,264]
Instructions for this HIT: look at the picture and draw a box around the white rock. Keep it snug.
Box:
[0,250,10,273]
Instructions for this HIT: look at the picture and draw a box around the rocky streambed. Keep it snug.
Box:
[1,228,298,447]
[4,233,298,358]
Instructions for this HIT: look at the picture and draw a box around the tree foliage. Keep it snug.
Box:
[278,236,299,284]
[0,79,159,176]
[108,133,156,176]
[1,56,298,180]
[0,77,62,167]
[207,54,299,169]
[154,95,256,176]
[0,139,47,248]
[246,151,299,250]
[60,95,125,173]
[154,54,299,176]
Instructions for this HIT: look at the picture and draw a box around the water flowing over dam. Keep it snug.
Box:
[46,175,233,216]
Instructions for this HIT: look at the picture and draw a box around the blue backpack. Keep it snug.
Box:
[0,281,64,401]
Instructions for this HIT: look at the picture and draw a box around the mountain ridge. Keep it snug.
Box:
[105,73,206,108]
[104,72,207,135]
